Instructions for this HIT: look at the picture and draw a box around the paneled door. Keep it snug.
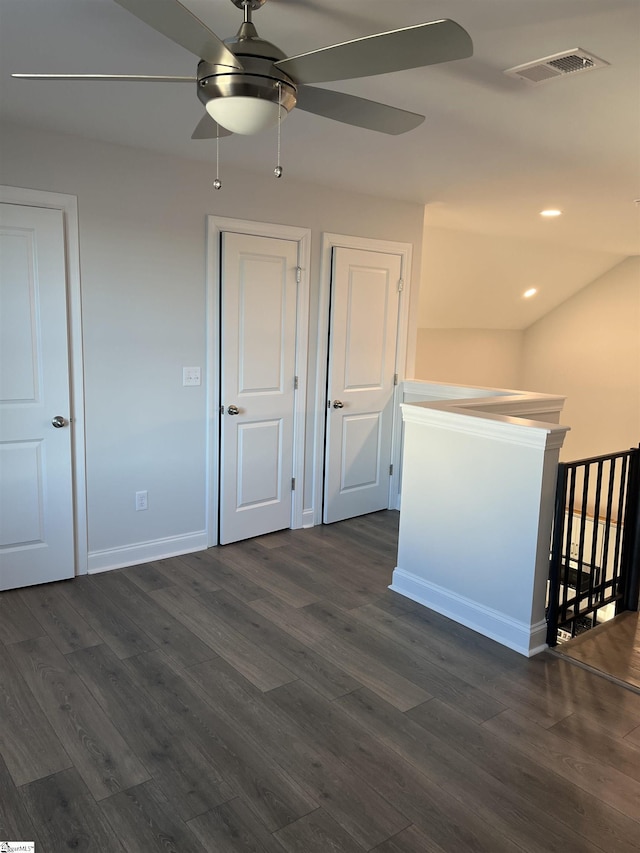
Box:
[219,231,299,544]
[323,246,402,524]
[0,203,75,590]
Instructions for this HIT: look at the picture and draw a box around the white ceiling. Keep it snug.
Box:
[1,0,639,328]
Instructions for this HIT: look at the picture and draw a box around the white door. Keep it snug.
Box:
[323,246,402,524]
[0,203,75,590]
[219,231,299,544]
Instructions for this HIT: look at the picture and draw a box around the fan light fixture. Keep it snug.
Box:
[206,96,281,135]
[197,7,297,135]
[199,66,297,135]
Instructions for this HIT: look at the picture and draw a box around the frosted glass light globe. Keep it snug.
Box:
[206,96,282,135]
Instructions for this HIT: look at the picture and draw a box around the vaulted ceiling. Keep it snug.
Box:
[1,0,638,327]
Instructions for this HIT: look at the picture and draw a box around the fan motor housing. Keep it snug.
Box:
[196,20,297,116]
[197,58,297,115]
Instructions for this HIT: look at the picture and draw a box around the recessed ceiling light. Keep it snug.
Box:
[540,209,562,217]
[524,288,537,298]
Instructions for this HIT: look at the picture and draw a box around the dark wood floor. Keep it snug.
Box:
[1,511,639,853]
[553,611,640,694]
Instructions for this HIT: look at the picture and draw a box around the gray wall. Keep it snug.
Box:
[1,123,424,562]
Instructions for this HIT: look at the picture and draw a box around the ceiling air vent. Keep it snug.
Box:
[504,49,609,85]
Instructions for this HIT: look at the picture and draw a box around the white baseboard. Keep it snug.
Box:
[302,508,315,528]
[390,567,548,657]
[88,531,208,575]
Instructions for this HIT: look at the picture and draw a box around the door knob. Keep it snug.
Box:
[332,400,344,409]
[51,415,67,428]
[227,405,240,415]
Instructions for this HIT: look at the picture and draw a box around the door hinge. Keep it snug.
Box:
[291,477,296,491]
[393,373,398,386]
[296,266,302,284]
[294,375,299,390]
[389,464,393,476]
[397,278,404,292]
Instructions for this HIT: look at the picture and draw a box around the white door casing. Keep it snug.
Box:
[0,202,77,589]
[323,246,404,523]
[213,223,310,545]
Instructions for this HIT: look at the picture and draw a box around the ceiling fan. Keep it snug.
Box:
[12,0,473,138]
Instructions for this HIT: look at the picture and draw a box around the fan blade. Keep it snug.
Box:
[191,114,233,139]
[296,85,424,135]
[276,19,472,84]
[113,0,242,68]
[11,73,196,82]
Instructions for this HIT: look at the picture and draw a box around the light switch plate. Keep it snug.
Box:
[183,366,201,386]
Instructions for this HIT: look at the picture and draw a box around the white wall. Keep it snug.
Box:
[392,397,568,656]
[522,256,640,461]
[414,328,523,388]
[414,258,639,461]
[0,123,424,564]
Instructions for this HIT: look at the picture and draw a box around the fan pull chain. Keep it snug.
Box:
[274,82,283,179]
[213,127,222,190]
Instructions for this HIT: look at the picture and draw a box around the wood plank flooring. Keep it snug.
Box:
[1,511,639,852]
[552,610,640,693]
